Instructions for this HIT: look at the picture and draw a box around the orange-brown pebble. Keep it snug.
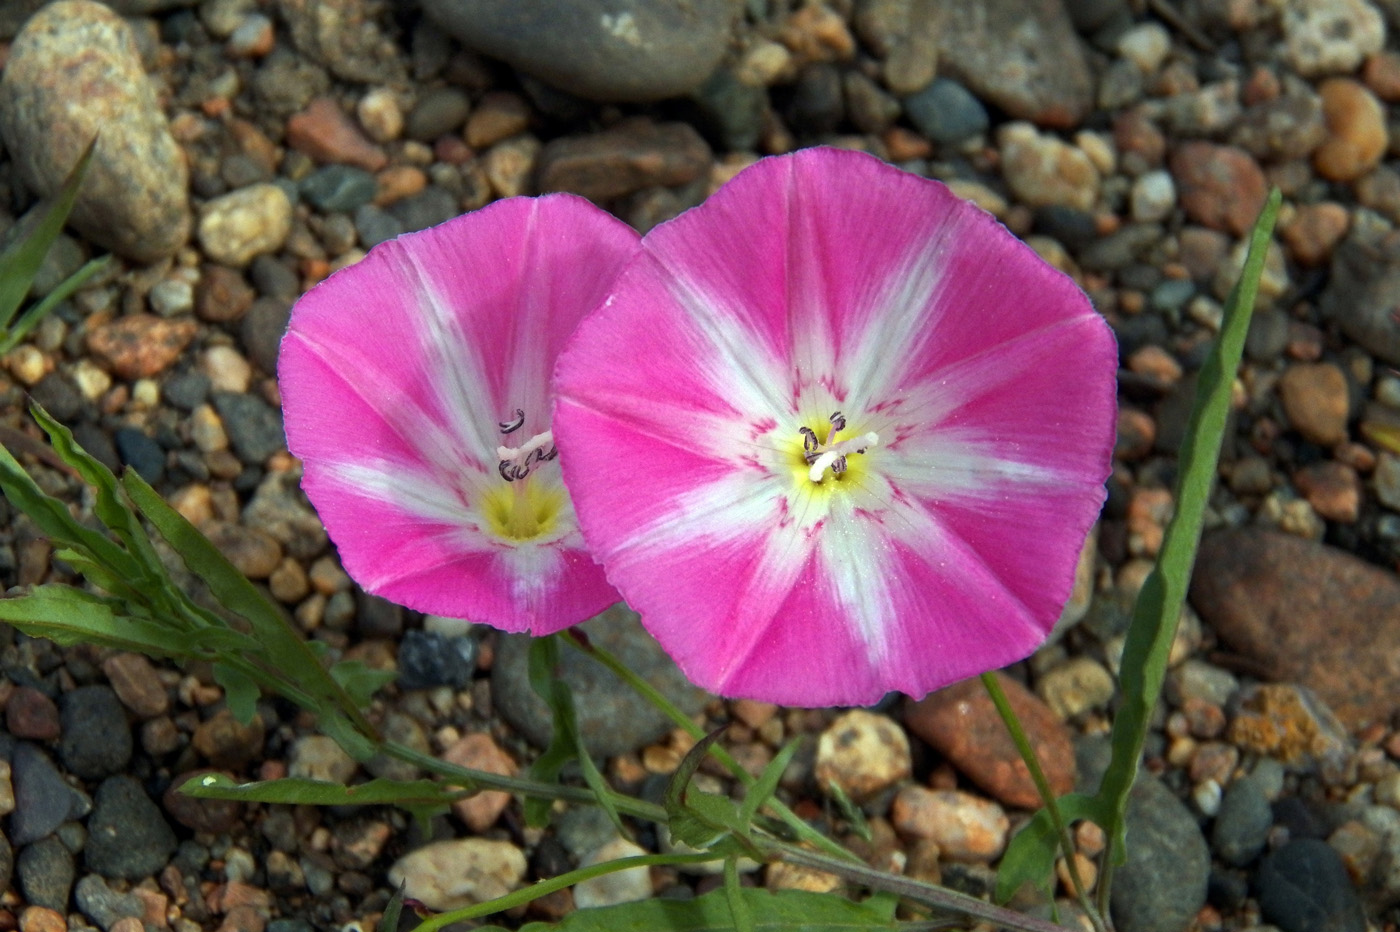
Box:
[465,91,532,149]
[891,786,1009,861]
[18,908,64,932]
[1127,344,1183,390]
[883,127,933,162]
[86,314,197,380]
[286,97,388,172]
[732,698,778,729]
[777,3,856,63]
[1057,852,1099,895]
[1334,441,1377,473]
[1126,486,1172,557]
[1314,78,1387,182]
[1363,51,1400,102]
[1170,141,1267,236]
[1279,202,1351,267]
[1277,362,1351,446]
[442,732,517,833]
[1241,66,1281,106]
[374,165,428,206]
[1294,461,1362,523]
[1116,407,1157,461]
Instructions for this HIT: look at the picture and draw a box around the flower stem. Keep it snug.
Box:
[980,672,1108,932]
[563,629,859,863]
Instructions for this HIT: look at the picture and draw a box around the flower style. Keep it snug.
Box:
[279,195,639,634]
[552,148,1118,706]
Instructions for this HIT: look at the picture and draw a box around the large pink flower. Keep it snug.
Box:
[552,148,1117,705]
[279,195,638,634]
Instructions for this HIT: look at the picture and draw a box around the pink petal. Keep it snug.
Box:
[554,147,1117,705]
[280,194,638,633]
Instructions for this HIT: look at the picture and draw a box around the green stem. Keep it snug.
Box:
[564,630,859,863]
[377,740,669,823]
[408,852,721,931]
[981,673,1107,932]
[769,843,1081,932]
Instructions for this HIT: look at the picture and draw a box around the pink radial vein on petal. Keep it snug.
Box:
[280,194,638,633]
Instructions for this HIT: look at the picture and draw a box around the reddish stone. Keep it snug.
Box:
[1294,461,1361,523]
[1169,142,1267,236]
[5,686,59,740]
[1191,528,1400,729]
[102,652,170,718]
[903,672,1075,809]
[441,732,517,832]
[285,97,387,172]
[536,119,711,201]
[86,314,197,380]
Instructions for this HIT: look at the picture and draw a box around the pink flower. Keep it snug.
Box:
[552,148,1117,705]
[279,195,638,634]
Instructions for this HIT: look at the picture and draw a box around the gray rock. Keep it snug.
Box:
[930,0,1093,128]
[353,203,405,249]
[1110,774,1211,932]
[276,0,408,85]
[0,0,191,262]
[1212,776,1272,867]
[691,68,767,152]
[74,873,145,930]
[17,835,74,911]
[1257,839,1367,932]
[300,164,378,213]
[387,186,459,235]
[904,78,989,145]
[58,685,132,781]
[422,0,739,102]
[397,630,477,691]
[85,775,178,880]
[211,390,285,464]
[240,296,292,375]
[492,604,708,757]
[1320,225,1400,366]
[114,427,165,484]
[853,0,939,95]
[29,372,84,423]
[242,469,328,560]
[406,87,471,142]
[0,830,11,901]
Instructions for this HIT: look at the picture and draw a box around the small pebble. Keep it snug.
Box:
[814,709,911,802]
[1314,78,1388,182]
[573,838,652,908]
[890,787,1009,861]
[1277,362,1351,446]
[198,184,293,267]
[387,839,526,911]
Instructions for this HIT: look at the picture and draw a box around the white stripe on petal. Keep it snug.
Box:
[327,461,484,533]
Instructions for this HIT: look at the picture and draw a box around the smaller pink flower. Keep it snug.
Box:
[279,195,638,634]
[553,148,1118,706]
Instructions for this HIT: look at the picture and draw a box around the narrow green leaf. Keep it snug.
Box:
[0,586,194,656]
[0,137,96,326]
[524,636,570,827]
[179,772,469,808]
[739,738,799,830]
[213,662,261,725]
[381,883,405,932]
[510,886,901,932]
[0,255,112,354]
[994,793,1109,904]
[724,856,756,932]
[824,777,871,843]
[1097,190,1281,861]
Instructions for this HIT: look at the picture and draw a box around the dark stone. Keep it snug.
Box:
[1212,775,1273,867]
[74,873,145,929]
[396,629,477,691]
[239,296,292,375]
[29,372,84,422]
[113,427,165,484]
[163,770,244,834]
[299,164,377,213]
[1110,774,1211,932]
[356,592,403,638]
[17,835,74,911]
[387,186,459,234]
[249,255,300,301]
[492,604,708,757]
[162,370,211,410]
[536,119,711,201]
[70,422,120,474]
[691,67,766,152]
[1256,839,1367,932]
[9,743,82,846]
[85,775,178,880]
[58,685,132,780]
[405,87,471,141]
[353,203,404,250]
[211,391,285,464]
[904,78,989,145]
[786,63,843,137]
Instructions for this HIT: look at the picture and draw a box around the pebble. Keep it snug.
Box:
[356,87,404,144]
[190,404,230,454]
[1228,682,1352,772]
[421,0,736,102]
[226,13,274,58]
[1109,774,1211,932]
[85,775,178,880]
[0,760,13,817]
[1169,142,1268,236]
[197,266,257,324]
[86,315,197,381]
[396,629,477,691]
[58,685,132,780]
[1278,361,1351,446]
[285,97,388,172]
[300,165,378,213]
[1128,170,1175,223]
[852,0,939,94]
[191,709,265,771]
[17,837,74,912]
[492,604,707,757]
[536,119,711,201]
[386,838,527,911]
[148,279,195,317]
[278,0,407,85]
[1257,838,1367,932]
[905,672,1075,809]
[6,687,59,741]
[813,710,911,802]
[931,0,1092,127]
[100,653,169,719]
[890,787,1009,861]
[0,1,190,263]
[114,428,165,483]
[573,837,652,907]
[441,733,516,832]
[997,122,1100,210]
[1280,201,1350,267]
[1116,22,1171,73]
[9,744,83,846]
[1212,775,1273,867]
[1282,0,1385,77]
[406,87,471,141]
[464,91,532,148]
[1293,460,1361,522]
[904,78,989,145]
[19,907,65,932]
[287,735,358,784]
[206,522,283,579]
[1035,657,1115,720]
[162,769,244,834]
[198,184,294,268]
[242,470,327,560]
[74,874,145,930]
[212,391,285,465]
[1314,78,1388,182]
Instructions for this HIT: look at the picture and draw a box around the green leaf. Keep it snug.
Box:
[1096,190,1282,861]
[329,659,397,708]
[994,793,1109,904]
[739,739,799,831]
[724,856,756,932]
[213,662,261,725]
[0,254,112,354]
[510,887,901,932]
[0,137,96,328]
[0,586,198,656]
[178,772,470,809]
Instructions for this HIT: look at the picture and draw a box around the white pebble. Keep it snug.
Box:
[573,838,652,908]
[5,345,48,386]
[200,345,252,393]
[387,839,526,912]
[71,359,112,401]
[1117,22,1172,73]
[1130,170,1176,223]
[357,87,404,143]
[131,378,161,408]
[148,278,194,316]
[1193,778,1222,816]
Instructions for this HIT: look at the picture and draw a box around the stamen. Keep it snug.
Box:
[806,431,878,482]
[498,409,526,434]
[497,430,556,482]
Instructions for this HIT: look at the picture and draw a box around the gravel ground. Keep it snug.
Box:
[1,0,1400,931]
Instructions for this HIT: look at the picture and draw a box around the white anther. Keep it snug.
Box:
[497,430,554,466]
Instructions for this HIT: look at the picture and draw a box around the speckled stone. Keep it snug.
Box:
[198,184,294,267]
[814,710,912,801]
[387,839,526,911]
[421,0,738,102]
[0,0,191,262]
[1169,142,1268,237]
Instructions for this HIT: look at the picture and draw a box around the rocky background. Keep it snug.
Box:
[0,0,1397,931]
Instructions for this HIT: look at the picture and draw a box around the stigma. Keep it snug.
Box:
[800,411,878,483]
[496,408,557,481]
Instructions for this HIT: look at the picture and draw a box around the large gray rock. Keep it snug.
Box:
[421,0,740,102]
[0,0,190,263]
